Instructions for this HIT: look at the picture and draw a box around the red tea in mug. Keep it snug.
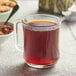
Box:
[24,21,59,65]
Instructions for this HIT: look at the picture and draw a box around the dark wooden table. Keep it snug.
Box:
[0,0,76,76]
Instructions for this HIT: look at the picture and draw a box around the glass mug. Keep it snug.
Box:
[16,14,60,68]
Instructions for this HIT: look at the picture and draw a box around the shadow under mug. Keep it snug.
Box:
[16,14,60,68]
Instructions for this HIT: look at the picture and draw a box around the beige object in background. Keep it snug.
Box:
[0,0,16,13]
[0,6,11,13]
[0,0,17,21]
[3,1,16,8]
[0,0,9,5]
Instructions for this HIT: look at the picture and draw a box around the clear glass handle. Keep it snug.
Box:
[15,21,24,51]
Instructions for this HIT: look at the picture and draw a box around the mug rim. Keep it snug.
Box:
[24,14,60,24]
[0,22,14,37]
[22,14,60,28]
